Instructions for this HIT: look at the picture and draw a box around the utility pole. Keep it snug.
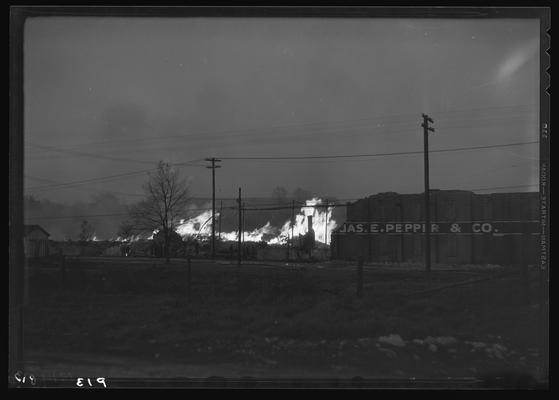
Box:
[205,158,221,260]
[290,200,295,260]
[421,114,435,272]
[324,200,329,245]
[237,187,242,268]
[242,202,246,245]
[218,200,223,241]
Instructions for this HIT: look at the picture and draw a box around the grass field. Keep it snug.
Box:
[21,257,548,385]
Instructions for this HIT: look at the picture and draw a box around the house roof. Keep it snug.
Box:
[24,224,50,237]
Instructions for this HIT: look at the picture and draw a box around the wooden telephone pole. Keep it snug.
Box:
[237,187,242,268]
[324,200,329,245]
[422,114,435,272]
[205,158,221,260]
[290,200,295,260]
[218,200,223,241]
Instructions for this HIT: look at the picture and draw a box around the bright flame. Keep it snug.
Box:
[275,198,338,245]
[244,222,278,242]
[218,223,279,243]
[175,210,214,238]
[113,234,142,243]
[175,198,337,245]
[147,229,158,240]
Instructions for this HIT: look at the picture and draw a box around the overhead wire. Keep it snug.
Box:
[24,103,536,153]
[218,141,539,160]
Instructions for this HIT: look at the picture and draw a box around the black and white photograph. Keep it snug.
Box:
[9,7,550,390]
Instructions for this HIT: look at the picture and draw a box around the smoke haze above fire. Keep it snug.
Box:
[24,17,539,205]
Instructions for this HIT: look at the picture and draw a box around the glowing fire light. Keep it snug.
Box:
[113,234,142,242]
[175,210,215,238]
[175,198,337,245]
[273,198,337,245]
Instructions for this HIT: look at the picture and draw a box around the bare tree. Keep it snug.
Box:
[78,219,95,242]
[128,161,190,263]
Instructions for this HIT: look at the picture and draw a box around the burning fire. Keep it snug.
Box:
[274,198,337,245]
[175,210,214,238]
[175,198,337,245]
[113,230,157,243]
[112,198,337,246]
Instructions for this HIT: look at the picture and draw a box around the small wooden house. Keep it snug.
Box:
[24,225,50,258]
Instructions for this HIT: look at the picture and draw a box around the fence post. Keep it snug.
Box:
[357,256,364,298]
[186,255,192,304]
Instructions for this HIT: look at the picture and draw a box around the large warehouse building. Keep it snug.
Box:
[330,190,539,266]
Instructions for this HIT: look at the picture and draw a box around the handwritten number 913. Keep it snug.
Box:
[76,377,106,388]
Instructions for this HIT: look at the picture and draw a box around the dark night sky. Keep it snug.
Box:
[24,17,540,204]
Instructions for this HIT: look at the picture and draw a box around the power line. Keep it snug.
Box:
[70,112,538,158]
[153,114,536,152]
[25,159,206,192]
[26,169,154,191]
[25,141,209,167]
[218,141,539,160]
[36,113,533,162]
[24,109,537,169]
[26,104,535,152]
[24,141,538,194]
[25,142,163,165]
[24,175,147,198]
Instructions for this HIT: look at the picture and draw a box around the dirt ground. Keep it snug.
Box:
[19,257,548,388]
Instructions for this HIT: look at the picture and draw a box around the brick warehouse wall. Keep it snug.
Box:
[331,190,539,266]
